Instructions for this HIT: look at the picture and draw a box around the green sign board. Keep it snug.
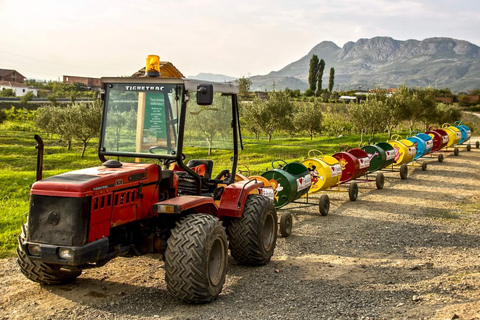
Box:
[143,92,166,143]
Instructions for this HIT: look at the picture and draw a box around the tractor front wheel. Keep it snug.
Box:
[165,214,227,304]
[17,229,82,285]
[228,194,277,265]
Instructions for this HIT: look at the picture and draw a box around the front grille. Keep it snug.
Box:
[28,195,91,246]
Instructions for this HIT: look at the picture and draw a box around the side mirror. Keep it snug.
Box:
[196,84,213,105]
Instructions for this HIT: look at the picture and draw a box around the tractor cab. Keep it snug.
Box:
[99,73,241,196]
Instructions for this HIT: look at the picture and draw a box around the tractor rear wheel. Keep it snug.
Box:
[454,147,459,156]
[228,194,277,265]
[467,144,471,151]
[17,229,82,285]
[165,214,227,304]
[438,154,444,162]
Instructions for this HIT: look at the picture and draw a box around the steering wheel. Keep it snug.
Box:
[149,146,185,161]
[390,134,402,141]
[271,159,288,169]
[308,149,324,159]
[237,163,251,177]
[338,144,352,152]
[149,146,168,154]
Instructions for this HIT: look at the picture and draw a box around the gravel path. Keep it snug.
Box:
[1,138,480,320]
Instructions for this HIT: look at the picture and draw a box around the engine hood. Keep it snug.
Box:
[31,162,160,197]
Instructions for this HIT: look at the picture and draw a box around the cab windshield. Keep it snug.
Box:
[100,83,182,158]
[183,92,234,151]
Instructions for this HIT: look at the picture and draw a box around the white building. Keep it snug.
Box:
[0,81,37,97]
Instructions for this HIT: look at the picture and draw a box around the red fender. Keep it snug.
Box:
[217,180,264,218]
[153,196,217,215]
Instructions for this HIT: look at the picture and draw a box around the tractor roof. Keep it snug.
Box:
[100,77,239,95]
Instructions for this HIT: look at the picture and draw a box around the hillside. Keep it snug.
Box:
[249,37,480,92]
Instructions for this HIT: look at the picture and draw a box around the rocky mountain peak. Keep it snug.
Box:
[249,36,480,92]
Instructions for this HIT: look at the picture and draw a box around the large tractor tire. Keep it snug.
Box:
[165,214,227,304]
[17,227,82,285]
[228,194,277,265]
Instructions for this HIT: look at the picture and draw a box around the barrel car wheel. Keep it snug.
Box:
[375,173,385,190]
[279,212,293,237]
[421,162,427,171]
[319,194,330,216]
[348,182,358,201]
[400,164,408,180]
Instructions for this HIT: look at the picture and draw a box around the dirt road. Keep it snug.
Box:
[1,139,480,319]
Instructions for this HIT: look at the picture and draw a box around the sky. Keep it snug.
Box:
[1,0,479,81]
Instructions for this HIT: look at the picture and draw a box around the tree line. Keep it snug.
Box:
[0,84,466,158]
[241,86,462,145]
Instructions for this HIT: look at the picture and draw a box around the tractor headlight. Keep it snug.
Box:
[58,248,74,261]
[27,244,41,256]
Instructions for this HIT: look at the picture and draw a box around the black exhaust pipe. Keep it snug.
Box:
[34,135,44,181]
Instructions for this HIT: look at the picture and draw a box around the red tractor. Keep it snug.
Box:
[17,56,277,303]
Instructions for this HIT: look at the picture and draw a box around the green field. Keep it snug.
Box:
[0,122,395,258]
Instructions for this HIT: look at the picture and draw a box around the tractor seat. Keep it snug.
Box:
[187,160,213,180]
[174,160,214,195]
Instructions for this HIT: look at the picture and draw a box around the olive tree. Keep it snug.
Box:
[433,103,462,126]
[260,91,295,142]
[293,99,323,140]
[235,76,252,100]
[242,98,264,139]
[348,99,385,147]
[322,104,349,137]
[243,91,294,142]
[35,101,102,156]
[66,101,103,157]
[186,95,232,155]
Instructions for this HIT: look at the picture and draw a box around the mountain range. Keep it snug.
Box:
[192,37,480,93]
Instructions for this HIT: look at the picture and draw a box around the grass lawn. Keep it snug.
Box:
[0,121,395,258]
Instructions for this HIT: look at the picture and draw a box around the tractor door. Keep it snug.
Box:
[178,90,239,196]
